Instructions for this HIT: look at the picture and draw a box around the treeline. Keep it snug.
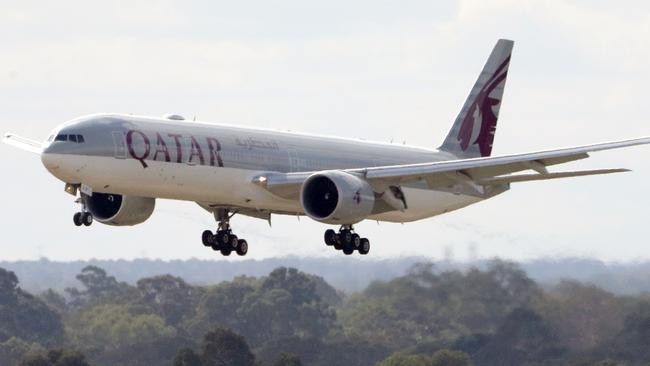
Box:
[5,257,650,296]
[1,260,649,365]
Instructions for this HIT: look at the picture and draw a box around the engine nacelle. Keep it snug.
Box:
[86,193,155,226]
[300,171,375,224]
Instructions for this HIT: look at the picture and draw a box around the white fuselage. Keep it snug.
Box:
[40,114,492,223]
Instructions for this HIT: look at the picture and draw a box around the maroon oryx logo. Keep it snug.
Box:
[457,56,510,157]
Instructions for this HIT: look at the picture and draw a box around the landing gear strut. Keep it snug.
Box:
[324,225,370,255]
[73,195,93,227]
[202,209,248,256]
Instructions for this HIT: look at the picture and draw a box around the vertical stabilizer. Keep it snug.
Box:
[439,39,513,158]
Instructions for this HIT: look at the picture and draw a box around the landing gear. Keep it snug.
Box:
[324,225,370,255]
[201,209,249,256]
[73,195,93,227]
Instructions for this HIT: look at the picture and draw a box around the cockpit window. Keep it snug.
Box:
[47,135,54,142]
[54,134,85,143]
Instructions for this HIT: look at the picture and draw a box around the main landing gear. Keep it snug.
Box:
[73,196,93,227]
[202,209,248,256]
[324,225,370,255]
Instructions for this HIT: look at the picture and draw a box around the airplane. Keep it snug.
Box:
[4,39,650,257]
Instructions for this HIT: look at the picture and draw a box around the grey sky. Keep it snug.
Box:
[1,0,649,262]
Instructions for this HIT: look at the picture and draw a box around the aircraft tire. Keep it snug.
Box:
[202,230,214,246]
[82,212,93,226]
[236,239,248,256]
[73,212,83,226]
[324,229,336,246]
[359,238,370,255]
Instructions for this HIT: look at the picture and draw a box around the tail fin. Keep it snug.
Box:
[439,39,513,158]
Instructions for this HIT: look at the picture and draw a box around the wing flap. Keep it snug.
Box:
[477,168,629,185]
[3,133,43,154]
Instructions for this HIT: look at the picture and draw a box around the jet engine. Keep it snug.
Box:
[86,192,155,226]
[300,170,375,224]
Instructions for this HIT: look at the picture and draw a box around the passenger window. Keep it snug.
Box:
[55,134,67,142]
[69,134,77,142]
[77,135,85,143]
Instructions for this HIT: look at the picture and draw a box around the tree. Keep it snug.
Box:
[65,266,135,308]
[339,261,542,349]
[472,308,566,365]
[0,337,45,366]
[376,353,432,366]
[174,348,203,366]
[429,350,471,366]
[67,303,182,365]
[137,275,198,326]
[47,349,90,366]
[0,268,64,346]
[271,352,303,366]
[201,328,255,366]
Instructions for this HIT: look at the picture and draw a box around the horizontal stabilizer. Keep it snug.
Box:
[477,169,630,185]
[3,133,42,154]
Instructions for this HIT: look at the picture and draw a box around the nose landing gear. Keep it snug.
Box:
[72,195,93,227]
[324,225,370,255]
[201,209,249,256]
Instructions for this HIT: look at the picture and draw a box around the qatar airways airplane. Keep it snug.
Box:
[4,39,649,256]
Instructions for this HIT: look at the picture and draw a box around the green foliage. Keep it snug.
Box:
[377,350,471,366]
[69,303,177,351]
[471,308,566,365]
[376,353,432,366]
[174,347,203,366]
[0,337,46,366]
[137,275,199,326]
[17,348,90,366]
[339,260,542,349]
[4,262,650,366]
[189,268,336,347]
[201,328,255,366]
[65,266,135,308]
[0,268,64,347]
[536,280,628,351]
[271,352,303,366]
[429,349,472,366]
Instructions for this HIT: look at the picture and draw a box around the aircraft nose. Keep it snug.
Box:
[41,144,61,171]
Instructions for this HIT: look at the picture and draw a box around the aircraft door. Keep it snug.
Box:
[288,147,299,172]
[112,131,127,159]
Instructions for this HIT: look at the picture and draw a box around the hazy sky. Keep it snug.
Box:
[1,0,649,262]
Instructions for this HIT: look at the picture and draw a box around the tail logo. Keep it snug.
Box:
[457,56,510,157]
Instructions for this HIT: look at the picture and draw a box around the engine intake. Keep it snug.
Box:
[300,171,375,224]
[86,193,155,226]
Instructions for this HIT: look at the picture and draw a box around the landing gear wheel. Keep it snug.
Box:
[351,234,361,249]
[73,212,83,227]
[217,231,230,246]
[340,230,353,246]
[358,238,370,255]
[324,229,336,246]
[229,235,239,249]
[236,239,248,256]
[220,247,232,256]
[342,246,354,255]
[81,212,93,226]
[333,234,342,250]
[202,230,214,246]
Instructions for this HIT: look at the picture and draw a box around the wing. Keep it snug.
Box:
[256,137,650,199]
[3,133,43,154]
